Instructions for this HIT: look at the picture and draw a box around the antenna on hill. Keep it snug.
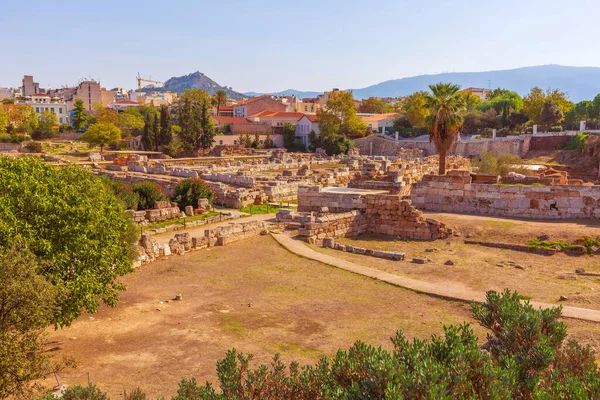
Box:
[487,80,492,89]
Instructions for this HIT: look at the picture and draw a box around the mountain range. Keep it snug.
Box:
[245,65,600,102]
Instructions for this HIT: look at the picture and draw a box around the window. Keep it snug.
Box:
[59,108,63,114]
[304,106,308,111]
[260,140,264,144]
[234,140,237,145]
[219,140,223,145]
[59,117,63,123]
[51,107,55,113]
[35,107,39,113]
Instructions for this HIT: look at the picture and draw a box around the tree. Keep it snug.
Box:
[401,91,430,127]
[460,92,482,111]
[0,245,57,399]
[283,123,303,151]
[424,82,465,175]
[132,181,167,210]
[213,90,228,116]
[171,178,214,211]
[509,110,529,133]
[152,110,161,151]
[32,110,58,139]
[523,87,571,126]
[321,90,367,138]
[4,105,38,133]
[0,157,138,327]
[158,105,172,147]
[141,113,155,151]
[1,98,14,104]
[89,103,118,126]
[72,99,88,132]
[540,100,563,131]
[177,89,216,153]
[81,122,121,152]
[358,98,392,114]
[116,108,145,138]
[0,105,8,133]
[479,91,523,128]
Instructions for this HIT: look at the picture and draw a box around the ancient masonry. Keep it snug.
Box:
[137,220,267,264]
[412,170,600,219]
[277,186,449,244]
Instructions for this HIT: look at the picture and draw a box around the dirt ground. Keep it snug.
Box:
[44,235,477,399]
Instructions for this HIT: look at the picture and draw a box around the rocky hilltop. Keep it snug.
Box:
[145,71,244,98]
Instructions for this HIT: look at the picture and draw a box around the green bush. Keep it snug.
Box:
[0,133,31,143]
[567,133,590,152]
[171,177,214,211]
[471,151,533,176]
[133,181,167,211]
[549,125,563,132]
[25,141,43,153]
[100,176,140,210]
[60,384,109,400]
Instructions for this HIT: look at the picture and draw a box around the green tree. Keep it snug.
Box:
[479,91,523,128]
[133,181,167,210]
[460,91,482,111]
[0,157,138,327]
[319,90,367,138]
[487,87,510,99]
[540,100,563,131]
[171,178,214,211]
[424,82,466,175]
[0,105,8,133]
[81,122,121,152]
[141,112,156,151]
[32,110,58,139]
[177,89,215,153]
[116,108,145,138]
[1,98,15,104]
[0,245,57,399]
[213,89,228,116]
[523,87,571,126]
[72,98,88,132]
[159,105,172,147]
[283,123,302,151]
[358,98,392,114]
[401,90,430,127]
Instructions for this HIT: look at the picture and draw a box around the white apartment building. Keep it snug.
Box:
[24,94,69,124]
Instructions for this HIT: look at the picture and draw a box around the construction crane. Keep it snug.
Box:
[136,73,164,104]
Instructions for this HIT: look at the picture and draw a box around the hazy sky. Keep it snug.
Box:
[1,0,599,93]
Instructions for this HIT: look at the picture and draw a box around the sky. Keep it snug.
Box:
[1,0,599,93]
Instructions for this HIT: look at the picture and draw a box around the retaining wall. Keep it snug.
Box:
[411,171,600,219]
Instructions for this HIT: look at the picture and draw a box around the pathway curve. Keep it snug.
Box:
[271,234,600,323]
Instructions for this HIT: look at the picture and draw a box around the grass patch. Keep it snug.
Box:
[266,342,323,358]
[526,239,572,251]
[526,236,600,254]
[143,211,219,231]
[484,220,515,229]
[220,315,245,337]
[239,204,280,215]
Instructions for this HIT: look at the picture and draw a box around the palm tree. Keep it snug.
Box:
[214,90,228,116]
[425,83,466,175]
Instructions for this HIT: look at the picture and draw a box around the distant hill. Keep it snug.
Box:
[243,89,321,98]
[348,65,600,102]
[144,71,245,98]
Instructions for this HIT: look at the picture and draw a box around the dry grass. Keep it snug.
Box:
[44,235,477,398]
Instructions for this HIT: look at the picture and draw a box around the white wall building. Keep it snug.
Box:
[295,114,320,146]
[23,94,69,124]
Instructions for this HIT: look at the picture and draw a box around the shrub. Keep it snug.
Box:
[60,384,109,400]
[25,141,43,153]
[567,133,590,152]
[549,125,563,132]
[171,177,214,211]
[123,387,146,400]
[133,181,167,211]
[0,133,31,143]
[472,151,533,176]
[99,176,140,210]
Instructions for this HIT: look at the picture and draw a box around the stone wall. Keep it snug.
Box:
[354,135,533,157]
[128,201,182,224]
[289,186,449,243]
[411,170,600,219]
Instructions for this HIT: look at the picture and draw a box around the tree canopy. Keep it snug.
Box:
[401,90,430,127]
[81,122,122,152]
[0,157,138,327]
[358,97,392,114]
[71,99,87,132]
[317,91,367,138]
[177,89,216,153]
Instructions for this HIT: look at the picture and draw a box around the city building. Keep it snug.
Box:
[233,95,287,118]
[248,111,304,127]
[461,87,491,100]
[22,75,41,96]
[63,80,114,111]
[19,94,69,124]
[0,88,14,101]
[295,114,320,146]
[108,100,140,112]
[360,113,399,134]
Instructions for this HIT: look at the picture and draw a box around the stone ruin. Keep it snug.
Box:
[277,186,449,244]
[127,201,182,225]
[412,170,600,219]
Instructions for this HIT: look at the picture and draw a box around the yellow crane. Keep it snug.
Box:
[136,73,164,104]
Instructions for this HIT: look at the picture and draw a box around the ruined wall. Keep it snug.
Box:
[529,135,571,151]
[354,135,537,157]
[411,171,600,219]
[291,187,449,243]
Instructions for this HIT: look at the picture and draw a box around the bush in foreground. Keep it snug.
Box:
[171,177,214,211]
[37,290,600,399]
[133,181,168,211]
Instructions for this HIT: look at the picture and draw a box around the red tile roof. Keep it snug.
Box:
[236,95,270,106]
[305,114,320,122]
[219,105,233,111]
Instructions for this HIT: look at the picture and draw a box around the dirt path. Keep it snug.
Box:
[272,234,600,323]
